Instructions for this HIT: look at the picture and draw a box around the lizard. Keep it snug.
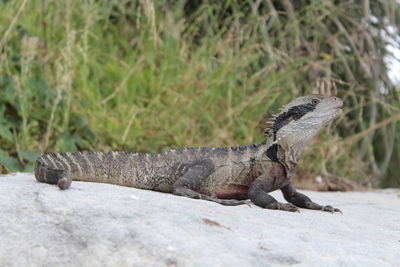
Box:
[34,95,343,213]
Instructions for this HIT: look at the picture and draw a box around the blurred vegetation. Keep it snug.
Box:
[0,0,399,187]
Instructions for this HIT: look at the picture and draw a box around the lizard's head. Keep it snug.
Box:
[266,95,343,161]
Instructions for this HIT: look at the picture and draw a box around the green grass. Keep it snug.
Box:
[0,0,399,187]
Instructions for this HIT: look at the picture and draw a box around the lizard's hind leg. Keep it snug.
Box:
[172,160,248,206]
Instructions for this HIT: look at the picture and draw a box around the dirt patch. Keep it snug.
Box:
[202,218,231,230]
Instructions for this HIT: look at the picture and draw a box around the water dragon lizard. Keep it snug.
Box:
[35,95,343,213]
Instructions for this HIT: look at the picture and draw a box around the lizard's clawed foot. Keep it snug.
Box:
[305,201,342,214]
[322,205,342,214]
[265,202,300,212]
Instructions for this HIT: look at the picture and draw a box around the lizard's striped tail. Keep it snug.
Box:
[34,154,72,190]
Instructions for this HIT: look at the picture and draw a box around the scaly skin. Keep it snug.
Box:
[35,95,343,213]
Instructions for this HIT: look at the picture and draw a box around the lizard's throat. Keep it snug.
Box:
[274,128,322,166]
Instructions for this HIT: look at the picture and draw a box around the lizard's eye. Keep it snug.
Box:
[311,99,320,105]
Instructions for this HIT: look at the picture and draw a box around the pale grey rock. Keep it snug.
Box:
[0,173,399,267]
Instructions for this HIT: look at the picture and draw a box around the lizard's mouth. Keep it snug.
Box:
[317,107,342,126]
[302,105,342,127]
[318,98,343,120]
[332,107,342,117]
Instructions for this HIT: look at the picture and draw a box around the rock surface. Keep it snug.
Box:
[0,173,399,267]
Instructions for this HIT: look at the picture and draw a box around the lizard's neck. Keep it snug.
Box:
[261,137,301,174]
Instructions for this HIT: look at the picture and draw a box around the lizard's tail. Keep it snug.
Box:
[34,154,72,190]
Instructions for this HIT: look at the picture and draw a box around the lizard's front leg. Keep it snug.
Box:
[248,175,300,212]
[281,183,341,213]
[172,160,248,206]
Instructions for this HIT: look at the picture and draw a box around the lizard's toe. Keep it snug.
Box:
[211,198,250,206]
[266,202,300,212]
[222,199,251,206]
[323,205,342,214]
[279,203,300,213]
